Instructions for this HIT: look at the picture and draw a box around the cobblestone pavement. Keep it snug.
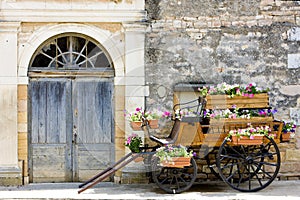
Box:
[0,180,299,199]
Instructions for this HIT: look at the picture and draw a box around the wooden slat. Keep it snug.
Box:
[205,93,269,109]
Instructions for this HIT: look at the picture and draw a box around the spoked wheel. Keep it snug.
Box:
[205,147,221,180]
[151,157,197,194]
[216,136,281,192]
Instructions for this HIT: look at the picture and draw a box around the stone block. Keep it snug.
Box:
[194,21,207,28]
[290,108,300,125]
[196,173,207,179]
[280,151,286,162]
[288,54,300,69]
[173,20,182,28]
[286,149,300,161]
[17,85,27,100]
[280,162,300,173]
[246,20,257,27]
[17,123,27,133]
[288,27,300,41]
[17,99,27,112]
[125,86,149,97]
[279,85,300,96]
[121,164,149,184]
[0,168,22,186]
[18,112,27,123]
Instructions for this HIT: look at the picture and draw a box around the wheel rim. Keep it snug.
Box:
[216,136,280,192]
[152,157,197,194]
[205,147,222,180]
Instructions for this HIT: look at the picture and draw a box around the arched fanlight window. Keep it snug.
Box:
[29,33,113,73]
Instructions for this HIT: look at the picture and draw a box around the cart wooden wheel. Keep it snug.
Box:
[205,147,221,180]
[151,157,197,194]
[216,136,281,192]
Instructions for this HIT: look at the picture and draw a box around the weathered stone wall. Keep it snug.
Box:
[145,0,300,179]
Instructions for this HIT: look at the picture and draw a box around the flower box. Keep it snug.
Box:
[160,157,191,168]
[148,119,159,129]
[132,154,144,163]
[231,135,264,145]
[205,93,269,109]
[209,117,273,125]
[130,121,142,131]
[281,132,291,142]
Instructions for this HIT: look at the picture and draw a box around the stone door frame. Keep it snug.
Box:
[16,22,147,182]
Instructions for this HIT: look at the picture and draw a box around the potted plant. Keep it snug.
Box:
[281,121,297,142]
[155,145,195,168]
[125,133,142,153]
[125,107,165,130]
[228,124,272,145]
[145,109,163,129]
[124,108,144,130]
[125,133,143,162]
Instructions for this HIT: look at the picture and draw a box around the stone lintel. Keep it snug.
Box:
[0,10,147,23]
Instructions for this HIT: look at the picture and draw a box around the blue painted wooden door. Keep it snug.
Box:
[29,78,114,182]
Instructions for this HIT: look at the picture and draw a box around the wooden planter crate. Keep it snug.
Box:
[201,117,277,146]
[231,135,264,145]
[160,157,191,168]
[208,117,273,124]
[281,132,291,142]
[205,93,269,109]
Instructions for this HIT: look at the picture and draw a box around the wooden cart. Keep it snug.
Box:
[79,93,284,194]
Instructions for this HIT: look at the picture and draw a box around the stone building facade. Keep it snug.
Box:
[0,0,147,185]
[0,0,299,186]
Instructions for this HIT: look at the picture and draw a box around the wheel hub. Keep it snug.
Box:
[245,156,254,164]
[171,169,180,175]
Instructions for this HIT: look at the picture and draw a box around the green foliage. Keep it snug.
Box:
[155,145,194,162]
[125,133,142,153]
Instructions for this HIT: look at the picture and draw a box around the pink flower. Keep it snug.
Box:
[136,107,141,112]
[248,94,254,98]
[163,111,171,117]
[250,135,255,140]
[126,137,131,144]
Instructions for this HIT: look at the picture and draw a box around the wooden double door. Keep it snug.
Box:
[29,78,114,182]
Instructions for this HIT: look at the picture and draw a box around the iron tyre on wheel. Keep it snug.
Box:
[151,157,197,194]
[216,136,280,192]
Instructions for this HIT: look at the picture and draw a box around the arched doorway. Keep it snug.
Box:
[28,33,115,182]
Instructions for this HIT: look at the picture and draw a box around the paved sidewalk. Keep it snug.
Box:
[0,180,299,199]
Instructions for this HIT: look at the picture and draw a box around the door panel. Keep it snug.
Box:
[29,79,72,182]
[29,78,114,182]
[72,79,114,181]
